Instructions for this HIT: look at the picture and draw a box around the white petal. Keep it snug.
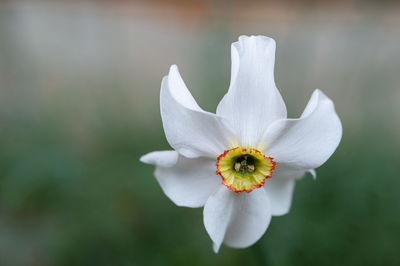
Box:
[203,187,271,252]
[263,89,342,170]
[216,35,287,147]
[264,164,318,216]
[265,178,295,216]
[154,155,220,208]
[308,169,317,179]
[265,163,311,216]
[264,165,301,216]
[140,150,178,168]
[161,65,235,158]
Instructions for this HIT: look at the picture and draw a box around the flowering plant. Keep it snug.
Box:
[141,35,342,252]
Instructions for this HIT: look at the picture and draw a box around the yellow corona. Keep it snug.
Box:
[216,147,276,194]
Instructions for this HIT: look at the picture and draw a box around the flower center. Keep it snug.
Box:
[216,147,276,194]
[234,155,256,174]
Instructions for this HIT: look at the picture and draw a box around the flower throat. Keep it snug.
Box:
[234,155,256,174]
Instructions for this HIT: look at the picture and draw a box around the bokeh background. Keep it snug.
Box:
[1,0,400,265]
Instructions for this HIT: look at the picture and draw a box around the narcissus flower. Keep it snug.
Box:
[141,35,342,252]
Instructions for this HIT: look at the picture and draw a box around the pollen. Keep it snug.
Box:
[216,147,276,194]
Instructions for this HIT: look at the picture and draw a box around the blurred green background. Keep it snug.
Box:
[1,1,400,265]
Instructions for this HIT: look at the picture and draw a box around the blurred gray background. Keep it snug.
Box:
[0,1,399,265]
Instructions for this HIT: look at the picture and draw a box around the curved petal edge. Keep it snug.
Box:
[140,150,179,168]
[161,65,235,158]
[204,187,272,253]
[263,89,342,170]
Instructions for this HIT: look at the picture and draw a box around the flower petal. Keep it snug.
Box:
[264,164,318,216]
[265,178,295,216]
[151,153,220,208]
[161,65,235,158]
[140,150,179,168]
[203,187,271,252]
[216,35,287,147]
[264,165,301,216]
[308,169,317,179]
[263,89,342,170]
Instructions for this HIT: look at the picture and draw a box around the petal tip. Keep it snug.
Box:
[169,64,179,73]
[139,153,152,164]
[234,35,276,51]
[139,151,179,167]
[308,169,317,180]
[212,242,221,253]
[313,88,329,101]
[237,34,275,43]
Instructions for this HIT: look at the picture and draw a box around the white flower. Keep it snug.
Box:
[140,35,342,252]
